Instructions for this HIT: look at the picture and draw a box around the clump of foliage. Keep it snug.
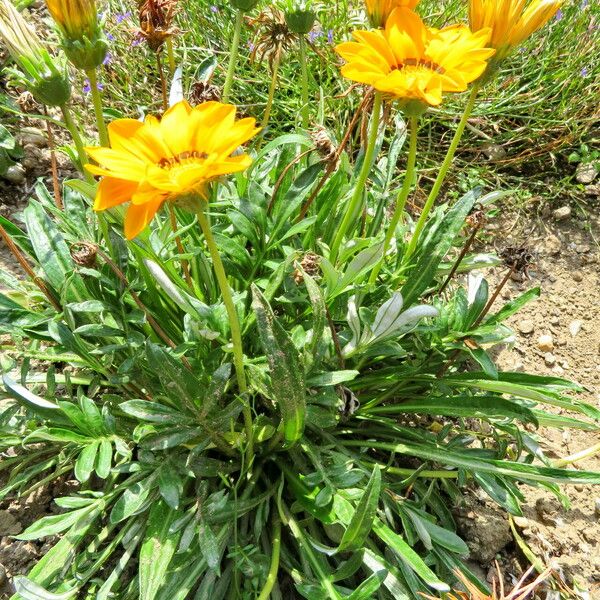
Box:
[0,0,599,599]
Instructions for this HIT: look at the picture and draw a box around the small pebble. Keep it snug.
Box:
[569,320,583,337]
[518,319,535,335]
[537,334,554,352]
[553,206,572,221]
[572,271,584,282]
[595,499,600,518]
[576,161,599,184]
[544,353,556,366]
[2,164,26,184]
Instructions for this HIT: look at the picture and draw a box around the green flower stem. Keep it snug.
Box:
[404,81,481,260]
[196,207,254,464]
[261,50,282,129]
[369,114,419,285]
[166,37,176,75]
[86,68,109,147]
[222,9,244,103]
[329,91,383,265]
[299,36,309,129]
[60,104,93,182]
[256,517,281,600]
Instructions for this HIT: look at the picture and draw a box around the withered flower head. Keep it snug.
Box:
[136,0,179,51]
[247,7,297,69]
[190,81,221,104]
[311,126,338,167]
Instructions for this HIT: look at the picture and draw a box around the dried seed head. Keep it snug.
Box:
[247,7,297,70]
[189,81,221,104]
[136,0,179,51]
[311,126,338,167]
[293,252,320,284]
[499,244,536,276]
[71,242,97,267]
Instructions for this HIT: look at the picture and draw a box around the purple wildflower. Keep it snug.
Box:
[308,30,322,43]
[581,67,588,77]
[106,32,115,41]
[131,38,141,47]
[327,29,334,44]
[247,40,255,52]
[116,11,131,23]
[554,9,563,20]
[83,78,104,93]
[103,53,112,65]
[210,5,219,12]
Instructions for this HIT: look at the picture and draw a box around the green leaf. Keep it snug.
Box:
[139,500,181,600]
[95,439,113,479]
[337,466,381,553]
[2,376,64,422]
[486,287,541,325]
[300,268,326,355]
[401,189,479,307]
[120,400,192,425]
[403,506,469,554]
[17,506,94,541]
[12,577,77,600]
[110,478,153,524]
[252,285,306,445]
[23,200,86,302]
[369,395,538,426]
[346,569,387,600]
[307,370,359,387]
[74,442,98,483]
[372,520,450,592]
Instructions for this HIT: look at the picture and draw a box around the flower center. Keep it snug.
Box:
[393,58,446,74]
[157,150,208,170]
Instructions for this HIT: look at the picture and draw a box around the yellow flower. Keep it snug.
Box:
[336,8,495,107]
[469,0,562,61]
[85,100,260,239]
[364,0,420,28]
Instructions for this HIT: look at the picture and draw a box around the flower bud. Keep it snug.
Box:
[45,0,107,70]
[229,0,260,12]
[285,9,316,34]
[0,0,71,106]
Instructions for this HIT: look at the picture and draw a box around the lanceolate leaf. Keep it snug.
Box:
[337,466,381,553]
[139,501,181,600]
[23,200,86,302]
[401,189,479,307]
[251,285,306,445]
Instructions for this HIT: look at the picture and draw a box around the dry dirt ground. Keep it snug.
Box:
[1,142,600,596]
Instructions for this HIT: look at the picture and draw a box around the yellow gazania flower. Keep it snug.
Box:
[336,8,495,106]
[469,0,562,62]
[364,0,420,28]
[85,100,260,239]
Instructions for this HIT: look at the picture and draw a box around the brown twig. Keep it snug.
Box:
[296,89,374,222]
[0,222,62,312]
[168,205,194,291]
[438,218,484,295]
[44,106,63,210]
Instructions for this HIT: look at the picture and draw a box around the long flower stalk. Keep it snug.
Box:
[222,8,244,103]
[298,35,309,129]
[86,68,109,146]
[369,114,419,284]
[196,206,254,464]
[166,36,176,74]
[261,49,282,129]
[330,91,383,264]
[404,81,481,259]
[60,104,93,182]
